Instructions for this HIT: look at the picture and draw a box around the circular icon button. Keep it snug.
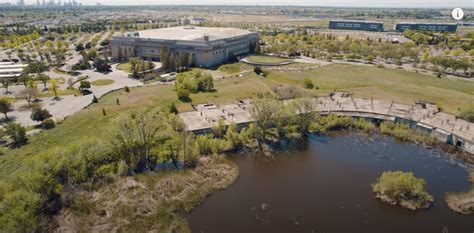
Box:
[452,8,464,20]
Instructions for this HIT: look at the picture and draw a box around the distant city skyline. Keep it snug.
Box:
[3,0,473,8]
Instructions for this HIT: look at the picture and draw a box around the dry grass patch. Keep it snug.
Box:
[52,157,239,232]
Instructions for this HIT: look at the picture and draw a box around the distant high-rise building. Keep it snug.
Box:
[42,0,46,5]
[17,0,25,6]
[36,0,40,5]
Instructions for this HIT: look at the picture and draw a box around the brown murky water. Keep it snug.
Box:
[185,132,474,233]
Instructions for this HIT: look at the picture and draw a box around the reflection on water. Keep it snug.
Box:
[185,132,474,233]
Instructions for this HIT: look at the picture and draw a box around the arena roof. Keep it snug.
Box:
[127,26,255,42]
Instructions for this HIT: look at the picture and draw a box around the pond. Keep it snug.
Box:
[185,132,474,233]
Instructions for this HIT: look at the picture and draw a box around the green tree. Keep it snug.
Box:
[176,85,191,102]
[1,79,10,94]
[30,107,52,123]
[4,122,27,145]
[289,97,317,136]
[24,61,48,75]
[79,80,91,91]
[251,97,281,145]
[195,73,214,92]
[36,74,50,90]
[128,57,142,79]
[0,98,13,119]
[109,109,163,173]
[18,74,32,87]
[49,79,59,99]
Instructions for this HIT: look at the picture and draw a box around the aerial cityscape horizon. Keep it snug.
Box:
[1,0,473,8]
[0,1,473,232]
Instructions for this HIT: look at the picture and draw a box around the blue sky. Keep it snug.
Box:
[6,0,474,8]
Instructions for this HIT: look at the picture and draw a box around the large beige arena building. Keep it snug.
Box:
[111,26,259,67]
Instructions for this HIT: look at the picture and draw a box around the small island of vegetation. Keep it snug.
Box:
[373,171,434,210]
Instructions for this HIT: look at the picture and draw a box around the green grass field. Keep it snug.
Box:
[217,62,252,74]
[91,79,114,86]
[246,55,292,63]
[267,64,474,114]
[116,63,132,73]
[1,63,473,179]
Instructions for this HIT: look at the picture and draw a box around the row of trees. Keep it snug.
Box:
[261,31,473,76]
[159,45,193,72]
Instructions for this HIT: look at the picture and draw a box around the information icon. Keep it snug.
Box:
[452,8,464,20]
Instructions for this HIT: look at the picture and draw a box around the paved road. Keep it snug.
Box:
[1,67,143,127]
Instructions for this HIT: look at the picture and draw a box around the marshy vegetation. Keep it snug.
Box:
[445,173,474,215]
[379,121,438,144]
[0,89,471,231]
[372,171,434,210]
[53,157,238,232]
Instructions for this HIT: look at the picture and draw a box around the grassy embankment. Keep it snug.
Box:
[246,55,292,63]
[53,157,238,232]
[116,63,132,73]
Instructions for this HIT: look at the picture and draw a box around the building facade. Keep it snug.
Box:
[328,20,384,32]
[394,22,457,32]
[110,26,259,67]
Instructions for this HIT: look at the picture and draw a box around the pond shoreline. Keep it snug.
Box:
[184,132,474,233]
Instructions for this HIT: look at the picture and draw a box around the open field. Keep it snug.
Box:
[91,79,114,86]
[267,64,474,114]
[246,55,292,63]
[1,63,474,179]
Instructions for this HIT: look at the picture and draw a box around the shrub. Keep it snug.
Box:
[176,86,191,102]
[395,60,403,66]
[195,73,214,92]
[373,171,433,210]
[124,86,130,92]
[167,102,178,114]
[254,66,263,75]
[92,95,98,103]
[458,107,474,123]
[30,107,52,122]
[79,80,91,91]
[380,121,435,144]
[303,78,314,89]
[0,97,13,119]
[4,122,27,145]
[42,118,55,129]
